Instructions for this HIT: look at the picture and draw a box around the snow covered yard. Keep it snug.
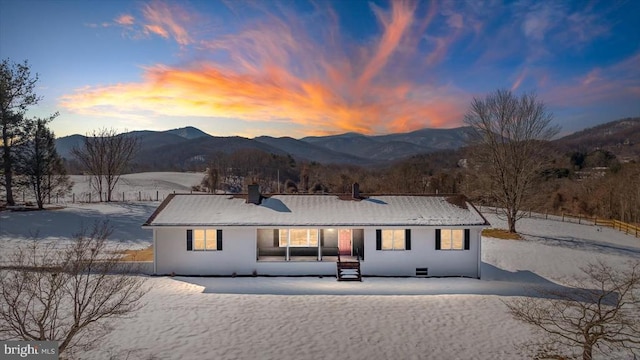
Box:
[1,172,640,359]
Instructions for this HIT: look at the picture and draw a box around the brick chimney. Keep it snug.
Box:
[247,184,261,205]
[352,182,360,199]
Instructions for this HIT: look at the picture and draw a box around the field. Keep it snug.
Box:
[1,172,639,359]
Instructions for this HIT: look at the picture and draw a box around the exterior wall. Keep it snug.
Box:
[361,227,481,278]
[154,226,483,277]
[155,227,257,275]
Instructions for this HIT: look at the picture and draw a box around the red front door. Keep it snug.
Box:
[338,229,352,256]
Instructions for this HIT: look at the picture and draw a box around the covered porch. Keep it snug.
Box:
[256,228,364,262]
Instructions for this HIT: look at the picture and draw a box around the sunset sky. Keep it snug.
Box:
[1,0,639,138]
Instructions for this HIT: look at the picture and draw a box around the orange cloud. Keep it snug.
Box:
[62,1,469,136]
[115,14,135,26]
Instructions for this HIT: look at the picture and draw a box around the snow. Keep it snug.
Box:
[147,194,487,227]
[1,172,640,359]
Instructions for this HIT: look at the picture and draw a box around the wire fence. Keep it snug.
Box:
[14,189,209,206]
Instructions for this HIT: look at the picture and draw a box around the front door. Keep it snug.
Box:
[338,229,352,256]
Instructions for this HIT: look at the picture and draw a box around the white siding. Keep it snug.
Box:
[154,226,482,278]
[155,227,256,275]
[360,227,481,277]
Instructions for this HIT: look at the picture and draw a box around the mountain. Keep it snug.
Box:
[54,134,85,160]
[164,126,211,140]
[376,127,475,150]
[553,117,640,160]
[301,127,474,161]
[55,119,640,172]
[254,136,372,165]
[57,126,475,169]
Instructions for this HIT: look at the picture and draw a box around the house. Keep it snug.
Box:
[142,185,490,278]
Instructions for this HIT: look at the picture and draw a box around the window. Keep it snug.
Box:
[376,229,411,250]
[187,229,222,251]
[436,229,469,250]
[278,229,319,247]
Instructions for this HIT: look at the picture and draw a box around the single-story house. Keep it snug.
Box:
[142,185,490,278]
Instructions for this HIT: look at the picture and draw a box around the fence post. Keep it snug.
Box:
[73,193,75,203]
[156,191,159,201]
[89,193,91,203]
[138,191,141,201]
[56,194,58,204]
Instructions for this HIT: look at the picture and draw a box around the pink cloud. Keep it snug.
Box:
[544,52,640,107]
[115,14,135,26]
[141,1,193,45]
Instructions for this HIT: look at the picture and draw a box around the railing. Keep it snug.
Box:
[561,213,639,238]
[336,247,362,281]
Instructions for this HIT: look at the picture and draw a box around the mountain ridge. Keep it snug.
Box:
[55,117,640,170]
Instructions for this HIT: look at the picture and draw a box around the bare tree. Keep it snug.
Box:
[72,128,138,202]
[104,131,138,201]
[201,166,219,193]
[1,59,52,206]
[465,89,559,233]
[71,129,106,200]
[505,261,640,360]
[0,221,148,357]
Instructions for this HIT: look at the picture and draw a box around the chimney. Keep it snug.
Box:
[247,184,261,205]
[352,182,360,199]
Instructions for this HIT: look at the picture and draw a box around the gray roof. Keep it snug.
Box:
[144,194,489,227]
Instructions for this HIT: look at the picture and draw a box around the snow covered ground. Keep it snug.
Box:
[1,172,639,359]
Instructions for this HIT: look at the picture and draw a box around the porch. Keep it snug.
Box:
[256,228,364,262]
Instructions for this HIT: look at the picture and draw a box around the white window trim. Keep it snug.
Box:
[439,229,464,251]
[279,229,319,247]
[193,229,218,251]
[381,229,406,251]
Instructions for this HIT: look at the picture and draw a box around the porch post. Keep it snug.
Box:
[317,229,321,261]
[286,230,290,261]
[153,229,157,275]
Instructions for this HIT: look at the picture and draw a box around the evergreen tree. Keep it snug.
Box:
[1,59,40,205]
[18,119,72,209]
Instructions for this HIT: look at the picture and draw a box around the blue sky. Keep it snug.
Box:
[1,0,639,138]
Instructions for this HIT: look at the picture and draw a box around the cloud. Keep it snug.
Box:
[140,2,193,45]
[511,68,527,91]
[62,1,469,135]
[115,14,135,26]
[544,52,640,107]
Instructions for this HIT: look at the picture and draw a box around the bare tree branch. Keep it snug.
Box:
[0,221,149,357]
[505,261,640,360]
